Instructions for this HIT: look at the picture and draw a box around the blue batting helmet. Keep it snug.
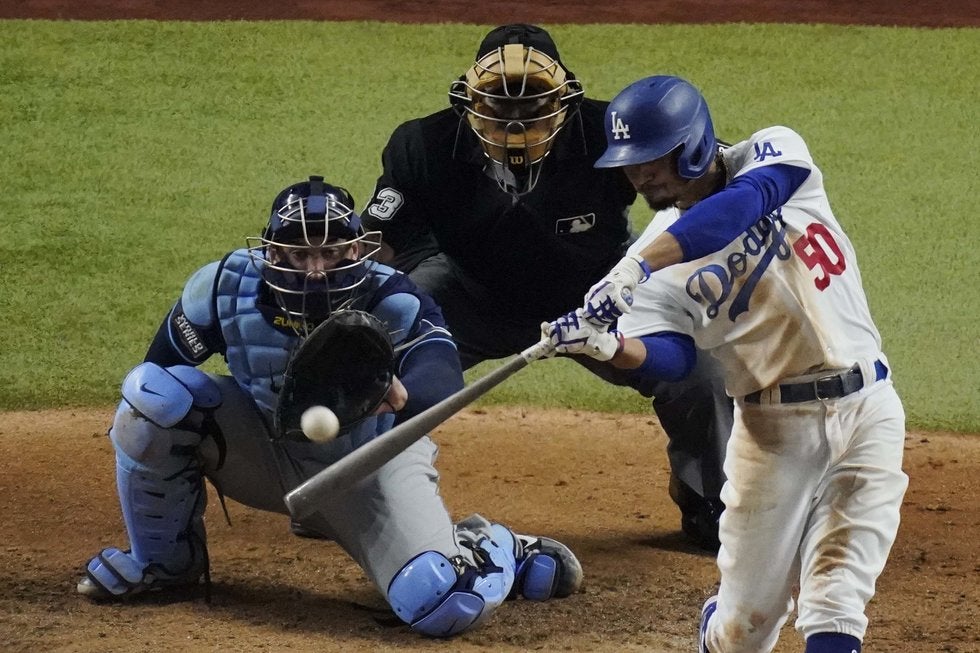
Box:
[594,75,716,179]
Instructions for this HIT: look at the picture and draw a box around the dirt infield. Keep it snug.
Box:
[1,407,978,652]
[4,3,978,652]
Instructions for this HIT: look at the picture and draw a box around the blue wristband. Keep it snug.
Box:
[637,259,652,282]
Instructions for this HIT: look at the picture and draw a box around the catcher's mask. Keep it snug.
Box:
[449,24,584,196]
[246,176,382,335]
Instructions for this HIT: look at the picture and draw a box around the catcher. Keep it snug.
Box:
[77,175,583,637]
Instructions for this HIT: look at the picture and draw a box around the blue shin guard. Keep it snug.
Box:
[79,364,217,601]
[79,444,209,600]
[79,453,209,600]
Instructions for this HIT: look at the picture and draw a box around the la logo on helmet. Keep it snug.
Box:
[610,111,631,140]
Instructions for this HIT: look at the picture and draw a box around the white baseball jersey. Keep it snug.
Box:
[618,126,907,650]
[619,126,885,397]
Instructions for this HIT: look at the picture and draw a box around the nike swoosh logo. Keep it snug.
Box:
[140,383,164,397]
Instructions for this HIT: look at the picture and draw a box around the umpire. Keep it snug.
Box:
[364,23,635,351]
[362,24,731,550]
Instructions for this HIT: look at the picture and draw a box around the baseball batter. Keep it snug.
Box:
[362,23,732,550]
[78,175,583,637]
[543,76,907,653]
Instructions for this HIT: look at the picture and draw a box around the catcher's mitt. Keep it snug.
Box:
[276,310,395,440]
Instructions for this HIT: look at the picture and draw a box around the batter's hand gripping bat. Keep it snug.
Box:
[284,339,555,520]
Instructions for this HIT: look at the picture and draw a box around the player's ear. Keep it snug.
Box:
[267,245,284,265]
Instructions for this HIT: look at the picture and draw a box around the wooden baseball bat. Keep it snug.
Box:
[283,338,555,520]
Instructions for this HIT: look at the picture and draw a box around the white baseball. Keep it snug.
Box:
[300,405,340,442]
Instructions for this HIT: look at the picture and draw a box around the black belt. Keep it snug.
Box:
[744,360,888,404]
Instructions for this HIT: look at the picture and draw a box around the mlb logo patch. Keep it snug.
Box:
[555,213,596,235]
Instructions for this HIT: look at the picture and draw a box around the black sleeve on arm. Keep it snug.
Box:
[143,302,224,367]
[361,121,431,259]
[385,231,440,273]
[143,313,187,366]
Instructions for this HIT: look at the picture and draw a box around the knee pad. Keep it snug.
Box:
[121,362,221,428]
[112,363,222,468]
[387,543,515,638]
[98,363,214,591]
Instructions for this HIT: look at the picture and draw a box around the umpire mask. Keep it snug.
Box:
[449,24,584,196]
[246,176,382,336]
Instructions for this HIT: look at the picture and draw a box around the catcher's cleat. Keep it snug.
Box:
[455,516,583,604]
[698,594,718,653]
[77,547,207,601]
[510,532,584,600]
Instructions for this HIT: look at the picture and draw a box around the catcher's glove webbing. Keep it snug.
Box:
[276,310,395,440]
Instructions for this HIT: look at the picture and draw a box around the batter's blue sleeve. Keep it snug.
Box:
[626,331,697,384]
[667,163,811,261]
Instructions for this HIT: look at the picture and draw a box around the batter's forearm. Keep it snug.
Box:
[609,337,647,369]
[635,232,685,272]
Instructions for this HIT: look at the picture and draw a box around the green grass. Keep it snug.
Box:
[1,21,977,431]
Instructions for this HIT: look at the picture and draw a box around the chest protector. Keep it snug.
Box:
[214,250,296,417]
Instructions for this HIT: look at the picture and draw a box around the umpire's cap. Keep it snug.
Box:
[476,24,561,61]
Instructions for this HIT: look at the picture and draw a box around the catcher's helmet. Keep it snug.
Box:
[246,176,382,334]
[595,75,716,179]
[449,24,584,196]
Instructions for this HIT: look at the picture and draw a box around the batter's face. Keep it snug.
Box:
[622,152,694,211]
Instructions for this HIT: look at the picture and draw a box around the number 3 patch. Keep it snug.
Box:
[366,187,404,221]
